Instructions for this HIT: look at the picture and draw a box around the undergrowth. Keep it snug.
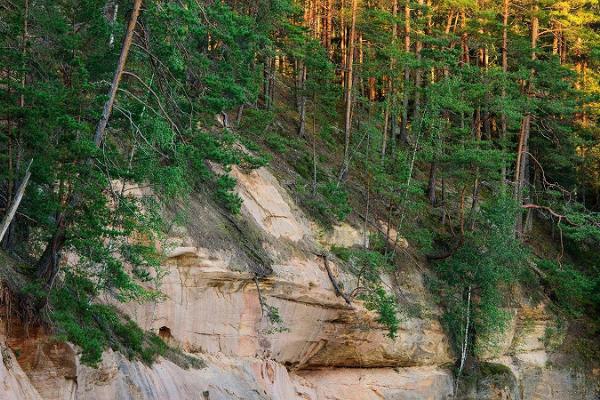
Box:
[22,274,203,368]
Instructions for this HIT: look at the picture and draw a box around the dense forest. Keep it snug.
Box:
[1,0,599,383]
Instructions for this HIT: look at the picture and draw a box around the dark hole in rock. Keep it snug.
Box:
[159,326,172,340]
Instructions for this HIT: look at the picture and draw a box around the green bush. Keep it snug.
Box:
[538,259,595,316]
[362,287,400,339]
[431,194,527,356]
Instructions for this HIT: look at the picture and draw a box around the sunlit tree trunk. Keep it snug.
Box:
[399,0,411,144]
[500,0,509,183]
[340,0,358,180]
[381,0,397,161]
[514,6,538,237]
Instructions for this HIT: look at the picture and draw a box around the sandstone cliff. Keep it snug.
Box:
[0,165,597,399]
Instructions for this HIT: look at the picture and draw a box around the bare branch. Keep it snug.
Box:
[522,203,579,226]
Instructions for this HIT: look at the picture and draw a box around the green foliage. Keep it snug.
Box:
[543,319,567,352]
[319,182,352,221]
[299,181,352,228]
[240,108,275,138]
[216,174,243,214]
[1,0,599,372]
[20,270,203,368]
[538,259,596,317]
[263,304,290,334]
[362,287,400,339]
[431,194,529,356]
[332,245,395,282]
[23,274,162,366]
[0,0,297,366]
[332,245,400,338]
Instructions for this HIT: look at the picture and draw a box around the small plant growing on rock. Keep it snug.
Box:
[264,304,290,334]
[361,287,400,339]
[331,245,401,339]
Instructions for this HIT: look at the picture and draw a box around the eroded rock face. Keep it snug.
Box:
[0,344,454,400]
[229,166,312,242]
[118,165,452,370]
[0,344,44,400]
[2,165,598,399]
[478,302,599,400]
[297,367,454,400]
[122,252,451,369]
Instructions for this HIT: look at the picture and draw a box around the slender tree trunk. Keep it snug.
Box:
[269,56,276,107]
[312,95,318,195]
[107,1,119,48]
[441,175,447,225]
[445,10,453,34]
[326,0,333,56]
[382,100,390,161]
[0,160,31,244]
[500,0,509,184]
[20,0,28,109]
[454,285,472,396]
[298,67,307,137]
[427,162,436,206]
[514,6,537,237]
[412,0,424,123]
[37,0,143,283]
[470,4,486,227]
[298,2,310,137]
[340,0,346,87]
[382,1,398,161]
[3,0,29,250]
[363,122,371,248]
[340,0,358,180]
[95,0,143,146]
[552,20,560,58]
[460,11,469,65]
[399,0,411,144]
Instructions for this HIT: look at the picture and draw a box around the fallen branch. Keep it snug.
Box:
[317,253,353,306]
[522,203,579,227]
[0,160,32,243]
[254,276,266,316]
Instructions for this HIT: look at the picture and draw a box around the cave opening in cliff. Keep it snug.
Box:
[159,326,172,341]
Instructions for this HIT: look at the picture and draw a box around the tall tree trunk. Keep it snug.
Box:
[382,1,398,161]
[500,0,509,183]
[298,0,311,137]
[0,160,31,244]
[95,0,143,146]
[514,6,537,237]
[441,175,447,225]
[399,0,411,144]
[340,0,358,180]
[298,64,307,137]
[552,20,560,59]
[460,11,469,65]
[412,0,424,123]
[36,0,143,284]
[340,0,346,87]
[470,2,486,227]
[325,0,333,56]
[3,0,29,250]
[312,94,318,195]
[427,162,436,206]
